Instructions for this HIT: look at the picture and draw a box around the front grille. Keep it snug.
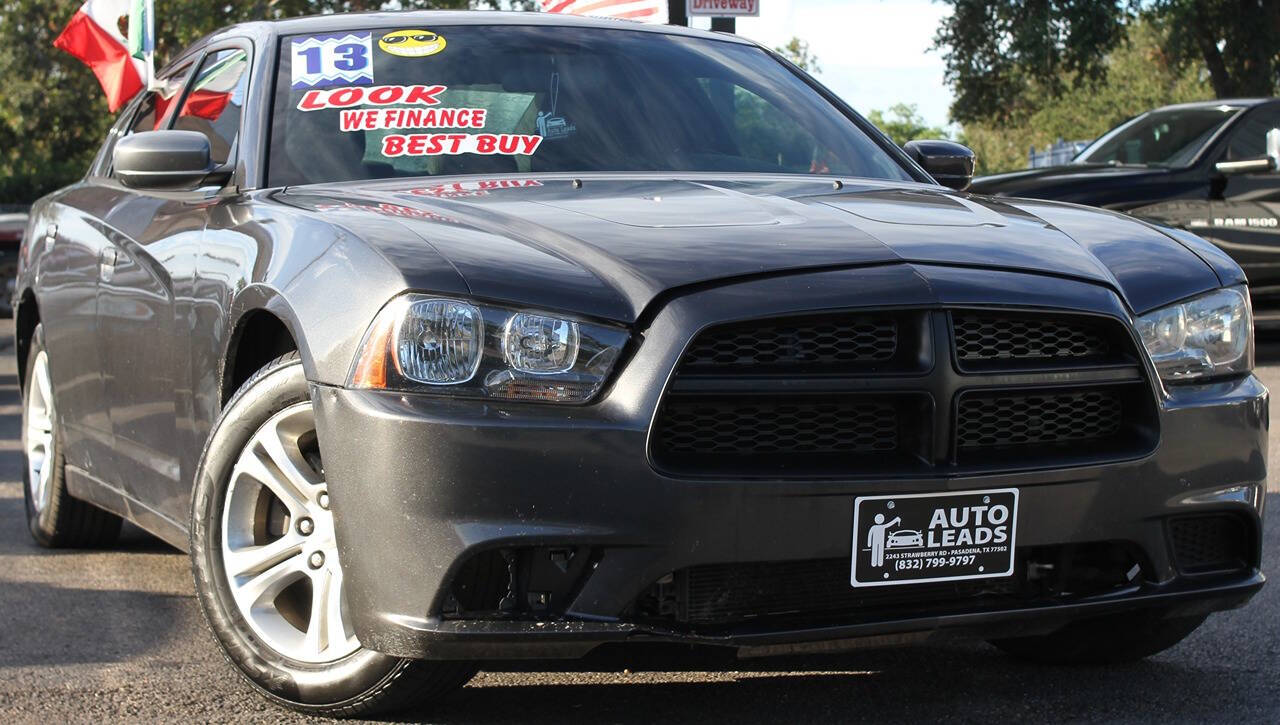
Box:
[956,389,1122,448]
[651,308,1157,477]
[655,397,899,455]
[678,314,901,374]
[651,393,930,477]
[1169,515,1251,574]
[953,313,1125,370]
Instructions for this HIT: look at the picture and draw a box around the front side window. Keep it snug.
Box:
[1076,107,1242,167]
[173,48,251,166]
[128,65,195,135]
[268,26,912,186]
[1224,108,1280,161]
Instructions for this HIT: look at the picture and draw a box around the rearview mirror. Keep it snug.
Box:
[903,140,976,191]
[1214,127,1280,176]
[113,130,226,190]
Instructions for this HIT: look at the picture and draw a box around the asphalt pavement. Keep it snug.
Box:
[1,320,1278,723]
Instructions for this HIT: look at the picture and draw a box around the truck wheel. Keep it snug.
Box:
[990,609,1206,665]
[189,352,474,717]
[22,323,122,548]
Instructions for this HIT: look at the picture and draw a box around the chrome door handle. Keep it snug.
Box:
[99,247,118,282]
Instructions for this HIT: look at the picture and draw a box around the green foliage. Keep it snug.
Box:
[774,37,820,74]
[934,0,1127,125]
[958,21,1211,175]
[1151,0,1280,98]
[0,0,527,204]
[867,104,950,147]
[934,0,1280,127]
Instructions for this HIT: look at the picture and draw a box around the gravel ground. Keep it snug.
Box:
[0,321,1277,724]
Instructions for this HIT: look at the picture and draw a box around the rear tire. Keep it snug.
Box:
[22,323,122,548]
[189,352,474,717]
[990,609,1206,665]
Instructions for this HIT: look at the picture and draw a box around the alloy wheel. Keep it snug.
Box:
[220,402,359,664]
[24,349,56,515]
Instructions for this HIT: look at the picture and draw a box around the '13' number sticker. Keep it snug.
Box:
[292,33,374,89]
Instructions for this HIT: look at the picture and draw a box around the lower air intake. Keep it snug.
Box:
[1169,515,1250,574]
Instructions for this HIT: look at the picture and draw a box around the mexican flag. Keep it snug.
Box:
[54,0,155,112]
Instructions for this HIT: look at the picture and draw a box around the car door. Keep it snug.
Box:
[1204,106,1280,321]
[36,68,193,481]
[94,44,252,525]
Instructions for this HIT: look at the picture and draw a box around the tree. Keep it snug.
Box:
[774,37,820,74]
[933,0,1280,126]
[0,0,525,204]
[867,104,949,147]
[957,20,1211,174]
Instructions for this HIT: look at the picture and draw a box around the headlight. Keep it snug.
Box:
[1135,286,1252,382]
[350,294,628,403]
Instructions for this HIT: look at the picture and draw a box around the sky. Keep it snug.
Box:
[686,0,955,128]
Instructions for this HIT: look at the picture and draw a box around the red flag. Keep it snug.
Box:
[53,0,146,112]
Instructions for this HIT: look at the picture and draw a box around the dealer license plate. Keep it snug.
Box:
[851,488,1019,587]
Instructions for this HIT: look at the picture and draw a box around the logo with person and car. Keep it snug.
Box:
[852,489,1019,587]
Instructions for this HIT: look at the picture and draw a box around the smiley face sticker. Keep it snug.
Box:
[379,29,447,58]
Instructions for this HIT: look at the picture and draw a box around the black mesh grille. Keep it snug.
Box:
[658,558,1019,626]
[651,309,1155,477]
[1169,515,1250,574]
[956,390,1123,448]
[680,315,898,373]
[655,397,899,455]
[954,313,1115,368]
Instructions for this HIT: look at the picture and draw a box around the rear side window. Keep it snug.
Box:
[173,48,251,166]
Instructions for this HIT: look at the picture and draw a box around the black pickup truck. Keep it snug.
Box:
[971,98,1280,327]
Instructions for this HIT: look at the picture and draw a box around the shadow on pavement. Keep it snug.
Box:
[0,581,193,668]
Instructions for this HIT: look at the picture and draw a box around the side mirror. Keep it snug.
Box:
[113,130,227,190]
[1214,127,1280,176]
[904,139,976,191]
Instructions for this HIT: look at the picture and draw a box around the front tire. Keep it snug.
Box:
[22,323,122,548]
[990,609,1206,665]
[189,353,474,717]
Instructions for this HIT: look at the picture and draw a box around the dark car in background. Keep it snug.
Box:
[972,99,1280,326]
[13,11,1267,718]
[0,206,28,316]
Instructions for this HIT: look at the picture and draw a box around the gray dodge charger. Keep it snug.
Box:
[14,10,1267,717]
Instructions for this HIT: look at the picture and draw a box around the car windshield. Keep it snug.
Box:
[1074,106,1243,167]
[267,25,914,186]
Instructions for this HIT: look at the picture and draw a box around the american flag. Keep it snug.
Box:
[540,0,667,23]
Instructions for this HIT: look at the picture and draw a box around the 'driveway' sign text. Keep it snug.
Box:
[687,0,760,17]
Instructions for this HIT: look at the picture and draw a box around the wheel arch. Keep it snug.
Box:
[223,286,310,406]
[14,288,39,392]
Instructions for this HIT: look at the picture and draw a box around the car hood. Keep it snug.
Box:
[279,175,1225,323]
[970,164,1171,202]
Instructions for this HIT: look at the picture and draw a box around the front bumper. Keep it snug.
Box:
[312,265,1268,660]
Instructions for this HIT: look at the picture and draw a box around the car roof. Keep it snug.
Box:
[217,10,754,45]
[1152,98,1278,112]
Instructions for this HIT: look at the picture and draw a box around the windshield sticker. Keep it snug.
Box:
[291,33,374,89]
[298,84,447,111]
[380,133,543,157]
[379,29,446,58]
[535,73,576,141]
[339,107,487,132]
